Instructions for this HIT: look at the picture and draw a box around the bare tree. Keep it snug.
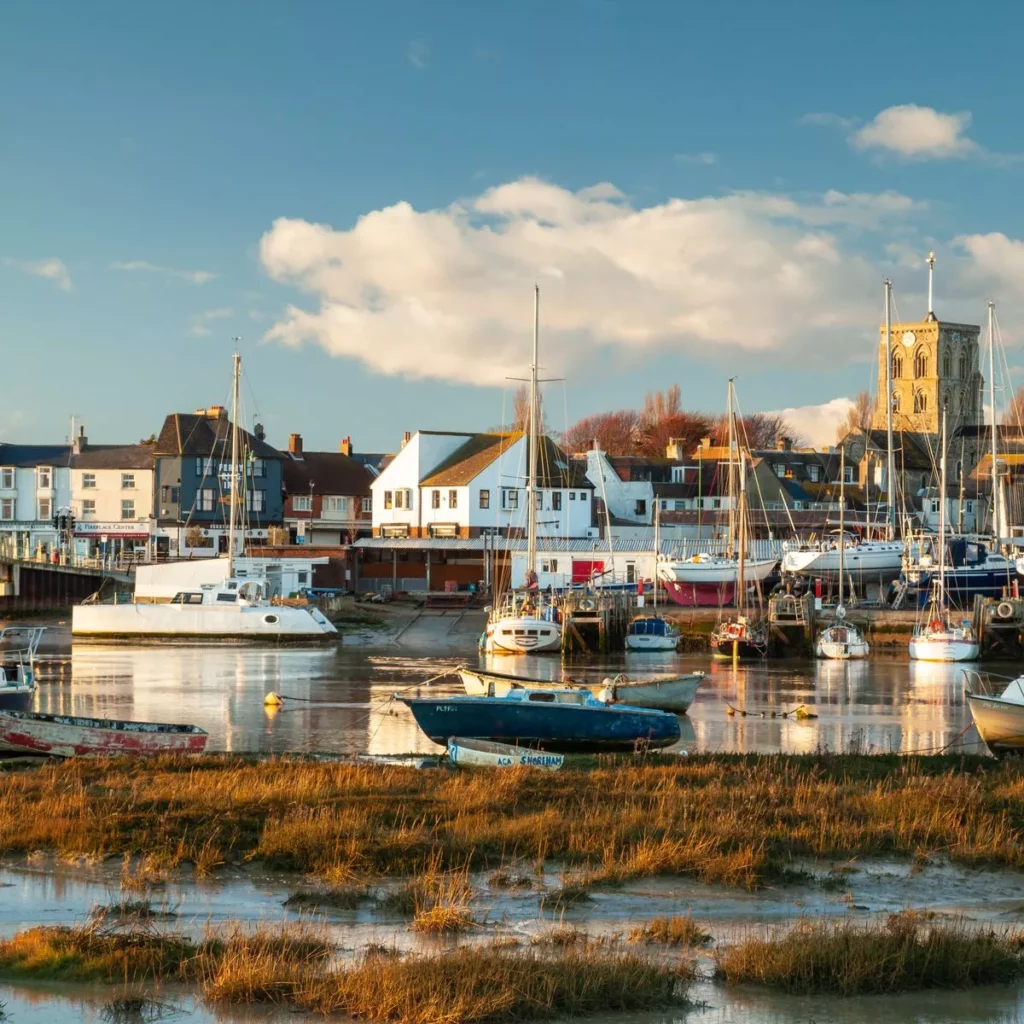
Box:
[490,384,539,433]
[640,384,682,428]
[836,391,876,441]
[560,410,642,455]
[1003,384,1024,427]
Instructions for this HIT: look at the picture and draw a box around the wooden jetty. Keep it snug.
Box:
[559,591,634,658]
[975,595,1024,661]
[767,591,816,657]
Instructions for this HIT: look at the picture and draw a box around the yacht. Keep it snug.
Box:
[0,627,43,711]
[782,538,905,581]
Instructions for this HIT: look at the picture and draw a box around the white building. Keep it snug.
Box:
[0,444,73,558]
[372,430,594,540]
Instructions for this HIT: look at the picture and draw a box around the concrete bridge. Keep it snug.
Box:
[0,549,133,612]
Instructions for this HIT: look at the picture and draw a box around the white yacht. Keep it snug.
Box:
[658,551,777,585]
[782,538,905,580]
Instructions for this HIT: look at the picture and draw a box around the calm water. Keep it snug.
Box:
[25,643,988,756]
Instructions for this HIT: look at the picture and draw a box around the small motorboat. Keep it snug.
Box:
[0,626,44,712]
[399,686,681,753]
[447,737,564,770]
[964,670,1024,755]
[459,666,704,713]
[0,711,209,758]
[624,615,679,652]
[815,620,870,660]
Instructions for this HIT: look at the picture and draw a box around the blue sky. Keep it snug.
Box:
[4,0,1024,453]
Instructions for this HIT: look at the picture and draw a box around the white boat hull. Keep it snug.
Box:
[966,693,1024,753]
[447,738,563,770]
[71,603,338,642]
[624,633,678,652]
[815,624,870,660]
[484,616,561,654]
[782,544,904,579]
[909,636,979,662]
[659,557,777,584]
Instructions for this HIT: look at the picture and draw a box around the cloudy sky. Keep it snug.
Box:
[4,0,1024,452]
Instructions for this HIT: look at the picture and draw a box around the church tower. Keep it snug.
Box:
[871,253,982,436]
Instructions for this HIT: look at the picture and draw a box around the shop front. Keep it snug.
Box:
[73,521,154,562]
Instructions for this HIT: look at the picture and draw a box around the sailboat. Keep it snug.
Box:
[908,407,979,662]
[815,449,870,660]
[625,502,680,652]
[482,287,562,655]
[658,380,777,588]
[71,353,338,643]
[710,416,768,661]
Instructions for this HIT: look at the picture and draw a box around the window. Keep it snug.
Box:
[323,496,346,514]
[671,466,686,483]
[943,348,952,377]
[216,593,237,603]
[361,496,372,513]
[774,463,786,478]
[930,499,940,514]
[297,571,309,585]
[569,491,576,500]
[552,492,562,511]
[535,491,542,510]
[843,466,855,485]
[37,467,52,489]
[893,391,901,413]
[160,485,180,505]
[542,559,558,573]
[449,489,458,509]
[82,473,96,489]
[674,500,685,511]
[198,488,216,512]
[626,563,636,584]
[965,500,975,513]
[82,499,96,517]
[913,348,927,379]
[121,473,135,489]
[384,490,393,509]
[959,350,969,378]
[914,390,928,414]
[479,489,490,509]
[808,465,820,483]
[251,458,266,478]
[892,353,903,378]
[579,491,588,501]
[393,489,412,510]
[250,490,265,512]
[293,495,312,512]
[121,499,135,519]
[0,499,13,521]
[431,489,440,509]
[503,488,519,510]
[635,499,647,516]
[0,468,13,490]
[38,498,51,520]
[196,457,215,477]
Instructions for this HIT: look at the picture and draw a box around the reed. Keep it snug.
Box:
[713,913,1024,994]
[284,884,369,911]
[0,753,1021,891]
[629,915,712,947]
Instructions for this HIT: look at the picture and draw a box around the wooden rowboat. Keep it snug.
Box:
[447,737,564,770]
[0,710,208,758]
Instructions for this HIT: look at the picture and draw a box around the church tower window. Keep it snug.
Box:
[892,352,903,378]
[913,348,927,379]
[959,349,969,378]
[942,348,952,377]
[914,390,928,414]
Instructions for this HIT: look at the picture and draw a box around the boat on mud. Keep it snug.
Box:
[964,670,1024,755]
[0,627,43,712]
[458,665,703,713]
[399,687,681,752]
[0,710,209,758]
[447,737,564,769]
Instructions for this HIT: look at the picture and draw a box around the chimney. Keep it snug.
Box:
[339,436,352,456]
[207,405,226,419]
[401,431,412,449]
[288,433,303,457]
[777,436,792,451]
[254,423,266,441]
[701,436,711,450]
[72,425,87,456]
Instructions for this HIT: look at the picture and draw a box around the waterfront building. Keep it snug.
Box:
[0,443,72,558]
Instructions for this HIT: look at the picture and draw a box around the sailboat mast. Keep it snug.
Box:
[884,280,895,541]
[988,300,1000,543]
[527,285,540,579]
[726,378,736,560]
[227,350,241,574]
[737,449,746,610]
[653,500,660,612]
[838,447,845,610]
[938,405,947,610]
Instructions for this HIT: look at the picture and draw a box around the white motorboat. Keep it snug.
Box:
[71,353,338,645]
[624,615,679,651]
[0,627,43,711]
[782,539,905,580]
[658,551,777,584]
[447,737,563,770]
[964,670,1024,755]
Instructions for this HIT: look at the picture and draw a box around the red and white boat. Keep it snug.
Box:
[0,711,208,758]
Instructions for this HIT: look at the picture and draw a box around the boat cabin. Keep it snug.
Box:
[166,578,270,606]
[627,617,675,638]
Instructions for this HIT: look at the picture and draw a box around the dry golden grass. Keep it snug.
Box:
[713,912,1024,994]
[0,753,1021,890]
[629,915,712,947]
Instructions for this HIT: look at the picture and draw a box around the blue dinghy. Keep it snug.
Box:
[398,686,680,753]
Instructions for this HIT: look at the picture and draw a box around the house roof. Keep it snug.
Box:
[847,429,936,472]
[420,433,591,489]
[72,445,155,470]
[153,413,283,459]
[282,450,374,496]
[604,456,677,483]
[0,444,72,468]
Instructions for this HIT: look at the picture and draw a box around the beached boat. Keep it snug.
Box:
[964,670,1024,755]
[0,627,43,712]
[624,615,679,652]
[459,666,703,713]
[399,687,680,752]
[447,737,564,769]
[0,710,209,758]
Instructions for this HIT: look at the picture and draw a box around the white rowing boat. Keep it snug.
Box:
[446,737,564,770]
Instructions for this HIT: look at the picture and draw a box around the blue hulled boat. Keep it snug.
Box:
[896,539,1016,610]
[398,686,681,753]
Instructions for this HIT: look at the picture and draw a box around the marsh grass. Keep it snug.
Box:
[533,925,589,947]
[91,898,178,923]
[1,753,1022,891]
[488,867,534,889]
[539,876,592,910]
[629,915,712,947]
[284,884,369,912]
[713,912,1024,994]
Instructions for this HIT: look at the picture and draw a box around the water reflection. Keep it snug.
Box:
[25,646,991,757]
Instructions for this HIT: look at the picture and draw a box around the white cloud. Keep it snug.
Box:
[674,152,717,165]
[188,307,234,337]
[773,398,855,448]
[850,104,979,160]
[799,112,857,131]
[112,260,215,285]
[6,258,72,291]
[259,177,926,386]
[407,39,429,70]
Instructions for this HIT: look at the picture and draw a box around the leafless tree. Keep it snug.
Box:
[836,391,876,441]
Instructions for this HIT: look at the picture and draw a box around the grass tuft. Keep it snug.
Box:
[284,884,369,912]
[539,877,592,910]
[713,913,1024,995]
[629,915,712,947]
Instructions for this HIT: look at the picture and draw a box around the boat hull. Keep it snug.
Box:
[815,625,870,660]
[624,634,678,652]
[401,696,680,752]
[0,711,209,758]
[908,637,979,662]
[484,616,561,654]
[447,738,564,770]
[660,558,777,584]
[661,580,736,608]
[71,604,338,643]
[901,569,1014,610]
[606,674,702,712]
[710,638,765,661]
[0,686,34,712]
[782,544,904,580]
[966,693,1024,754]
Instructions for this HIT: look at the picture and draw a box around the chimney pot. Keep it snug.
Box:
[254,423,265,441]
[288,433,303,457]
[339,436,352,456]
[777,436,792,451]
[401,431,412,449]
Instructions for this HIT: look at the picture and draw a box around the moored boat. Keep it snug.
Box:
[399,687,680,752]
[624,615,679,652]
[0,710,209,758]
[710,616,767,660]
[447,737,564,769]
[0,627,43,712]
[964,670,1024,755]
